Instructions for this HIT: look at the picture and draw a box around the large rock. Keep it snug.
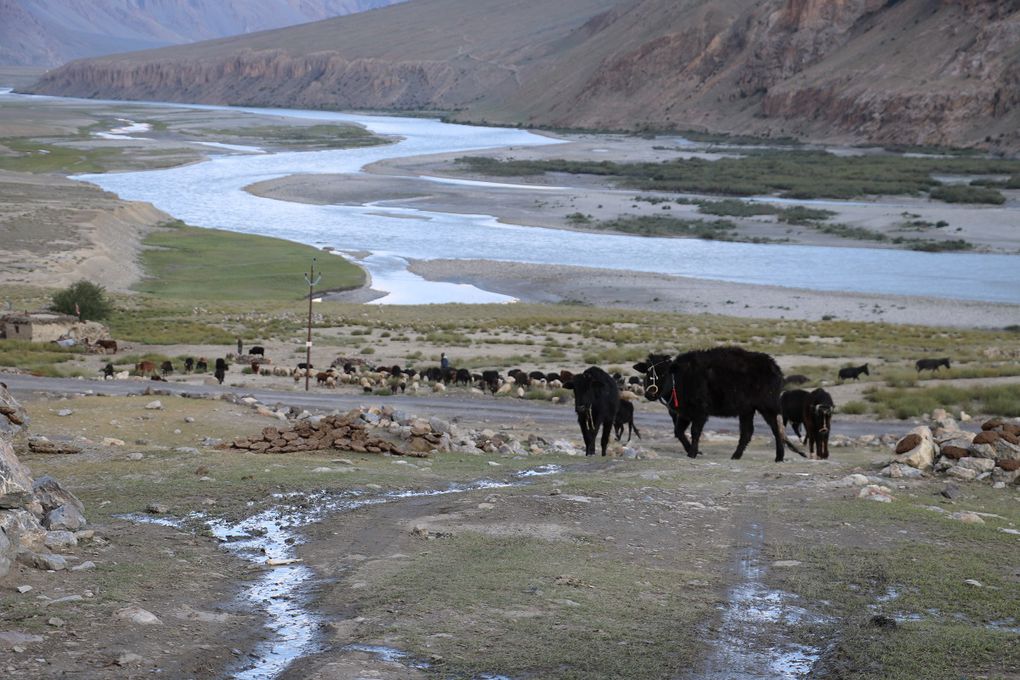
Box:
[894,426,936,470]
[43,504,87,531]
[0,508,46,551]
[32,476,84,515]
[0,439,34,509]
[0,384,29,438]
[0,528,11,579]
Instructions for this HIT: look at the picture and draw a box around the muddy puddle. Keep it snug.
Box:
[698,522,830,679]
[121,465,561,679]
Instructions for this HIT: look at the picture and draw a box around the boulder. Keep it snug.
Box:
[16,550,67,571]
[881,463,924,479]
[0,528,11,578]
[0,508,46,551]
[946,466,979,481]
[997,458,1020,472]
[43,504,87,531]
[0,439,34,509]
[955,457,996,473]
[858,485,894,502]
[894,426,936,470]
[32,476,85,515]
[27,438,82,455]
[0,384,29,437]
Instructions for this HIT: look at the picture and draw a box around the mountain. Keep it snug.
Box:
[0,0,407,67]
[24,0,1020,150]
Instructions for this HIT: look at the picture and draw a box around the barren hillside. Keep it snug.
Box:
[25,0,1020,150]
[0,0,407,67]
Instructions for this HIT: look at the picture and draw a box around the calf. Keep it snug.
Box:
[94,339,118,354]
[838,364,869,381]
[781,389,810,442]
[573,366,619,456]
[613,399,641,443]
[915,357,950,373]
[249,346,265,357]
[101,362,115,379]
[160,360,174,377]
[184,357,195,373]
[802,388,835,459]
[214,358,227,385]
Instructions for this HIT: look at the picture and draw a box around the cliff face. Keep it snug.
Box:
[0,0,407,66]
[26,0,1020,150]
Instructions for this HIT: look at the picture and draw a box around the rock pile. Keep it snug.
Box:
[224,410,416,456]
[1,384,88,578]
[887,410,1020,487]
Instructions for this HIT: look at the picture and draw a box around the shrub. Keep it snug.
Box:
[50,280,113,321]
[929,185,1006,205]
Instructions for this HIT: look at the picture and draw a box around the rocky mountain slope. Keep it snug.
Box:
[0,0,407,67]
[25,0,1020,150]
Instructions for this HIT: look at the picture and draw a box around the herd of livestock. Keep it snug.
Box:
[95,342,955,463]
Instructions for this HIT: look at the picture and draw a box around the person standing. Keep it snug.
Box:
[440,353,449,371]
[236,337,243,355]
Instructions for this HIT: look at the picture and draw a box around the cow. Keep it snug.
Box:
[94,339,118,354]
[915,357,951,373]
[781,389,810,442]
[160,361,174,377]
[135,361,156,376]
[783,374,809,386]
[803,388,835,459]
[214,358,227,385]
[481,370,501,395]
[455,368,472,386]
[635,348,803,462]
[838,364,869,381]
[613,399,641,443]
[249,346,265,357]
[195,358,208,373]
[184,357,195,373]
[573,367,619,456]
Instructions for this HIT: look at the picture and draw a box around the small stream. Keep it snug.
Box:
[119,466,563,679]
[698,522,829,679]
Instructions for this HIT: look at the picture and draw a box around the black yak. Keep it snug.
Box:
[573,366,619,456]
[803,388,835,459]
[635,348,803,462]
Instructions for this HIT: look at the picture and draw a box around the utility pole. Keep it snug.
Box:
[304,258,321,392]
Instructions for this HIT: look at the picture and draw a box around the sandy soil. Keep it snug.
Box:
[407,258,1020,328]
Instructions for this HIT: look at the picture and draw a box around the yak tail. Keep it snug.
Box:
[776,415,807,458]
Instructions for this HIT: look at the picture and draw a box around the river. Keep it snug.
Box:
[6,91,1020,304]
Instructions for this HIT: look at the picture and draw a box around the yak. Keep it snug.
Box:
[781,389,810,442]
[572,366,619,456]
[915,357,950,373]
[613,399,641,443]
[214,358,227,385]
[635,348,803,462]
[838,364,869,381]
[803,388,835,459]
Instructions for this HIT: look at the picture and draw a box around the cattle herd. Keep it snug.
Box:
[87,339,961,463]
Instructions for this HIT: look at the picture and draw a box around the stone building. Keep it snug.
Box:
[0,312,108,344]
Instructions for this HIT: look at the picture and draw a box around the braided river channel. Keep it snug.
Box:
[9,91,1020,304]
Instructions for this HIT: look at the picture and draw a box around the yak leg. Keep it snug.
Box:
[793,422,804,442]
[600,420,613,457]
[578,415,595,456]
[762,409,790,462]
[673,415,692,455]
[732,412,754,460]
[687,417,707,459]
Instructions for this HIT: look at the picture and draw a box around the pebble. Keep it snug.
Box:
[771,560,802,568]
[57,409,73,417]
[71,561,96,572]
[184,416,195,423]
[47,618,64,628]
[116,652,144,666]
[144,400,162,410]
[146,502,170,514]
[964,579,983,588]
[127,452,144,461]
[950,511,985,525]
[115,606,162,626]
[16,585,32,594]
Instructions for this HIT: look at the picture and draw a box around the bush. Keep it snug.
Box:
[929,185,1006,205]
[50,280,113,321]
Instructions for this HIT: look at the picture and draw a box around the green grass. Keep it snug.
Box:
[356,533,717,679]
[768,495,1020,680]
[0,137,119,173]
[136,221,365,301]
[696,199,835,224]
[196,123,390,149]
[929,185,1006,205]
[0,339,89,376]
[457,152,1020,200]
[583,215,739,240]
[863,383,1020,419]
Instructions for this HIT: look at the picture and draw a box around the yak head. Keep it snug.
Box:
[633,354,672,401]
[812,402,833,435]
[572,372,595,415]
